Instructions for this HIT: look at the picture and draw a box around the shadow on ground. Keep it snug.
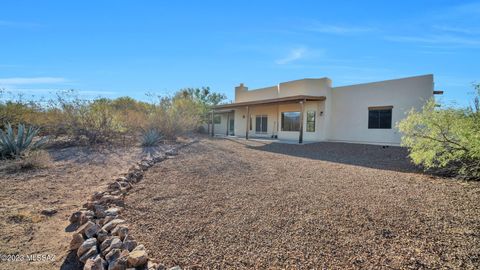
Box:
[247,141,421,173]
[60,251,82,270]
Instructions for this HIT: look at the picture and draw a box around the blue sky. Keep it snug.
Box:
[0,0,479,106]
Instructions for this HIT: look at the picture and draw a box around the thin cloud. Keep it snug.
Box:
[385,35,480,47]
[434,25,480,35]
[0,77,67,85]
[275,47,308,65]
[306,24,375,35]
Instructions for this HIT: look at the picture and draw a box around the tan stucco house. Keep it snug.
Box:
[212,74,441,145]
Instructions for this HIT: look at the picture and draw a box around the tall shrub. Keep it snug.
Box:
[398,84,480,179]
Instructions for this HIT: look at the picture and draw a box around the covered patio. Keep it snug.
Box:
[212,95,326,144]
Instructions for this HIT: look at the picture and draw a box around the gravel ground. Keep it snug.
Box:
[125,138,480,269]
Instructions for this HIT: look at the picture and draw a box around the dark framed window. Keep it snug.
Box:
[213,115,221,124]
[306,111,315,132]
[281,112,300,131]
[368,106,392,129]
[249,116,252,131]
[255,115,268,133]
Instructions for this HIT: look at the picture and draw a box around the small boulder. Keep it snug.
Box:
[105,248,122,264]
[77,238,97,258]
[77,221,96,237]
[127,248,147,267]
[69,233,84,250]
[168,267,182,270]
[69,211,83,224]
[107,237,123,252]
[112,225,128,240]
[102,219,126,232]
[100,237,113,252]
[83,255,106,270]
[91,191,104,201]
[123,239,137,252]
[108,250,129,270]
[96,229,108,243]
[85,223,101,239]
[105,207,121,216]
[94,204,106,218]
[79,246,98,263]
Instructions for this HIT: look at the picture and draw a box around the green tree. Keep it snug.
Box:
[398,84,480,179]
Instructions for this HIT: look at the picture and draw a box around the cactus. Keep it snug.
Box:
[141,128,163,147]
[0,123,48,158]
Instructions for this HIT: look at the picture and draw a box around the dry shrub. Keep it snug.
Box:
[8,210,44,224]
[2,150,52,173]
[1,88,226,145]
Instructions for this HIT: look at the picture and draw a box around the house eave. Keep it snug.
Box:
[214,95,326,110]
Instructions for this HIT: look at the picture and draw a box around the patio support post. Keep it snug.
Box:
[211,111,214,137]
[246,106,249,140]
[226,113,229,136]
[299,100,305,144]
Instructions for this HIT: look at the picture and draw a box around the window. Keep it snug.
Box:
[306,111,315,132]
[281,112,300,131]
[213,115,221,124]
[249,116,252,131]
[255,115,268,133]
[368,107,392,129]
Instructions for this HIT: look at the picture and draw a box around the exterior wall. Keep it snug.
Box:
[328,74,433,145]
[212,113,233,136]
[278,78,331,98]
[230,101,325,142]
[235,86,278,103]
[224,74,434,145]
[234,78,331,103]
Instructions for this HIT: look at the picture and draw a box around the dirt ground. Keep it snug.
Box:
[0,143,172,270]
[125,138,480,269]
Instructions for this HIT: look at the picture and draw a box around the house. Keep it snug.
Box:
[212,74,441,145]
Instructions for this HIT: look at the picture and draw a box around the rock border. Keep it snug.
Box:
[66,140,197,270]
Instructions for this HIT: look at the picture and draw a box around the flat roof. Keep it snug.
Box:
[214,95,326,109]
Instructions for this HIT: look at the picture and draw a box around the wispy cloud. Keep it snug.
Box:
[0,77,67,85]
[434,25,480,35]
[275,47,326,65]
[275,47,308,65]
[306,23,375,35]
[385,35,480,47]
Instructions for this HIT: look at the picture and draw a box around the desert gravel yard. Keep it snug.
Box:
[125,138,480,269]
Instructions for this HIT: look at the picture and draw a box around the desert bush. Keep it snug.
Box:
[398,84,480,180]
[0,123,48,159]
[11,150,52,171]
[50,93,125,143]
[1,87,226,144]
[141,128,164,146]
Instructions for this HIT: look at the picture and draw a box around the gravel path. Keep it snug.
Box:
[125,138,480,269]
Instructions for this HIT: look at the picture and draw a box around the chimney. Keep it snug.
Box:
[235,83,248,101]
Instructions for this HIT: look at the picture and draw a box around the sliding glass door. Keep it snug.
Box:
[255,115,268,133]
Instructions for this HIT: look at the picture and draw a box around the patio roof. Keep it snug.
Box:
[214,95,326,109]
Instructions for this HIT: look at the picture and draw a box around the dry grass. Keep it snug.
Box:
[124,138,480,269]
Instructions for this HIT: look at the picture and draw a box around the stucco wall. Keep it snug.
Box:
[234,78,331,103]
[328,74,433,145]
[278,78,331,98]
[235,86,278,103]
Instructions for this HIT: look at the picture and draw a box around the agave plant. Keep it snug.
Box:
[0,123,48,158]
[141,128,163,147]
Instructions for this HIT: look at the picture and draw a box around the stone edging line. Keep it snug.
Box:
[67,139,198,270]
